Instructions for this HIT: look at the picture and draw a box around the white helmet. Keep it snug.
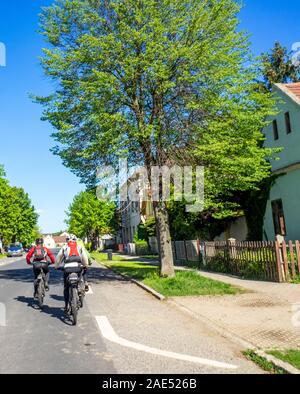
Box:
[66,234,77,242]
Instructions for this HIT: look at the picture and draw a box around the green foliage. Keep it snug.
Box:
[0,168,38,246]
[66,190,116,248]
[134,217,156,242]
[267,349,300,370]
[244,350,285,374]
[261,41,300,91]
[36,0,276,219]
[135,239,149,256]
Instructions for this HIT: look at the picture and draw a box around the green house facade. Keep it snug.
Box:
[263,83,300,241]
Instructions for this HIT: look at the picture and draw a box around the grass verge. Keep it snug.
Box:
[267,349,300,370]
[243,350,286,374]
[0,254,6,260]
[92,253,242,297]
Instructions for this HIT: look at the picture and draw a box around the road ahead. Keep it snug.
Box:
[0,257,262,374]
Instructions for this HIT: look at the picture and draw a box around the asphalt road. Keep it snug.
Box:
[0,256,263,374]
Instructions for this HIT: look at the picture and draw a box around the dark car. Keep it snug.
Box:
[7,243,24,257]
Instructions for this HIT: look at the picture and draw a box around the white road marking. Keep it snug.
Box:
[86,286,93,295]
[95,316,238,370]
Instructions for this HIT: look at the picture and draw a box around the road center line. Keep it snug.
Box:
[95,316,238,370]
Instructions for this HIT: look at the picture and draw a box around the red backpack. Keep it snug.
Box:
[33,245,47,262]
[68,241,80,257]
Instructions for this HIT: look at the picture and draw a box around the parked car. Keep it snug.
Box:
[7,243,24,257]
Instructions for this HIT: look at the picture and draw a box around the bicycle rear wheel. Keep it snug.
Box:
[70,286,78,326]
[37,280,44,309]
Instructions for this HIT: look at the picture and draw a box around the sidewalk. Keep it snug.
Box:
[114,253,300,350]
[172,270,300,351]
[0,256,24,266]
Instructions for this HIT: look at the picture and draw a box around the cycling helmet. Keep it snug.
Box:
[67,234,77,242]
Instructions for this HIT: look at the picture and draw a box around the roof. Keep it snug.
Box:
[53,236,67,244]
[275,83,300,106]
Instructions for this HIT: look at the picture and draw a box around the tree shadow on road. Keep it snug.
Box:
[0,266,126,286]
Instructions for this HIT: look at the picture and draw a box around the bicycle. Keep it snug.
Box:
[63,262,86,326]
[32,262,48,309]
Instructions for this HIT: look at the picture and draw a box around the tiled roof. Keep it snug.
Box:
[283,82,300,101]
[53,236,67,243]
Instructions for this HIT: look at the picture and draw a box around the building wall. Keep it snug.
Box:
[214,217,248,242]
[263,85,300,240]
[43,235,56,249]
[263,168,300,241]
[264,86,300,171]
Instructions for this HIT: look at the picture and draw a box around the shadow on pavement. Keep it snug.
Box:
[15,295,73,326]
[0,266,126,286]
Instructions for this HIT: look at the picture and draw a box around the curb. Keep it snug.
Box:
[100,262,166,301]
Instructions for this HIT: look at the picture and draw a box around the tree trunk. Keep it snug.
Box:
[153,200,175,278]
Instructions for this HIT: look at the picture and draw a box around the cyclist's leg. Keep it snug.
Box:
[44,265,50,291]
[83,267,89,291]
[33,266,39,297]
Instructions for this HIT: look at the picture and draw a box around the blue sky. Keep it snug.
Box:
[0,0,299,233]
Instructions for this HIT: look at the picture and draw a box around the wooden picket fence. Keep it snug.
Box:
[171,239,300,283]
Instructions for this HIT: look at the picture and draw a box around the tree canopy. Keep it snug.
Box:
[37,0,276,274]
[66,190,116,249]
[261,41,300,91]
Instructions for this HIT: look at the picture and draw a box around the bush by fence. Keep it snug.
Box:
[123,238,300,282]
[172,239,300,283]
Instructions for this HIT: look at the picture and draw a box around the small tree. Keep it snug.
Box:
[66,190,115,250]
[0,167,38,246]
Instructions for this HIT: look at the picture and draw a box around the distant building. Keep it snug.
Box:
[53,235,67,248]
[42,233,67,248]
[119,170,154,244]
[43,235,56,249]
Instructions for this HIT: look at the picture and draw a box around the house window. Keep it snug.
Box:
[273,120,279,140]
[285,112,292,134]
[271,199,286,236]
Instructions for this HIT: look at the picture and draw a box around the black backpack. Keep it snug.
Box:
[33,246,47,262]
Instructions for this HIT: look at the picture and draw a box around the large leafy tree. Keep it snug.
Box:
[66,190,115,250]
[37,0,274,276]
[261,41,300,91]
[0,167,38,246]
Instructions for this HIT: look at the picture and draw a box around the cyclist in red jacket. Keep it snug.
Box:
[26,238,55,294]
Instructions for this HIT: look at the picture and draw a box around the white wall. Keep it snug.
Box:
[214,217,248,242]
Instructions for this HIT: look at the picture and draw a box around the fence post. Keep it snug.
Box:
[184,240,188,263]
[282,241,290,282]
[295,240,300,276]
[289,241,296,279]
[275,241,283,282]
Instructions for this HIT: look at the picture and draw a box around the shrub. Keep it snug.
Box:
[135,240,150,256]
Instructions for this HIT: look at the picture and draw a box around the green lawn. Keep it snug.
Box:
[92,252,128,262]
[243,350,285,374]
[92,253,242,297]
[267,349,300,370]
[0,254,6,260]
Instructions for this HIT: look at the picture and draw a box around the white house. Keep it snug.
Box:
[43,235,56,249]
[263,83,300,240]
